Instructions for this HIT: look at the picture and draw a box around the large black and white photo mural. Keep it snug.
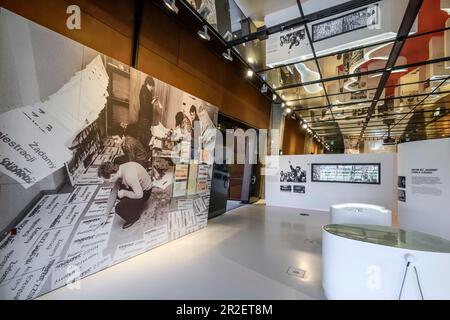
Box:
[0,8,217,299]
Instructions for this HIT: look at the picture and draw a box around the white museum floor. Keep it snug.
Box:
[38,204,329,300]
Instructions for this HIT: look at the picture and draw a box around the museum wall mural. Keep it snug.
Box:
[0,8,217,299]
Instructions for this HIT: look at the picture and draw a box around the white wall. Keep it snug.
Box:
[265,153,397,212]
[398,138,450,240]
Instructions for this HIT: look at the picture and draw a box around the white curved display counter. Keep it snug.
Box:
[330,203,392,226]
[322,224,450,300]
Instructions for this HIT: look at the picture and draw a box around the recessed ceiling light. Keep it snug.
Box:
[282,102,285,107]
[197,25,210,41]
[302,123,308,129]
[246,69,254,78]
[285,107,292,114]
[247,57,255,64]
[163,0,179,13]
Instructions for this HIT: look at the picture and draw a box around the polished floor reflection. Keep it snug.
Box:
[38,204,329,300]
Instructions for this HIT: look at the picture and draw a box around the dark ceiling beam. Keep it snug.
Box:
[286,79,434,103]
[293,90,450,112]
[275,55,450,92]
[358,0,424,141]
[226,0,381,47]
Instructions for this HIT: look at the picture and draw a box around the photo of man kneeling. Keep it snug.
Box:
[98,161,153,229]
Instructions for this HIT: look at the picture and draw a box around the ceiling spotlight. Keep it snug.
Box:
[246,69,254,78]
[247,57,255,64]
[222,49,233,62]
[163,0,179,14]
[281,102,285,107]
[285,107,292,114]
[272,94,277,101]
[302,123,308,129]
[197,25,210,41]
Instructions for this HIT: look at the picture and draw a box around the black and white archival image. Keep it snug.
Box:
[0,9,217,300]
[312,5,379,42]
[280,160,307,183]
[398,189,406,202]
[293,185,306,194]
[398,176,406,188]
[280,29,306,50]
[312,163,380,184]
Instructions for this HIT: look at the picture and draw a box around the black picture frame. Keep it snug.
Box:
[311,163,381,185]
[311,4,379,43]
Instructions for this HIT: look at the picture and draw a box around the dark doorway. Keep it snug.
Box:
[208,114,261,219]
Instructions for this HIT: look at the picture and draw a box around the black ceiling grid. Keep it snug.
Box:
[227,0,381,48]
[296,0,345,152]
[257,25,450,75]
[156,0,448,148]
[384,75,450,140]
[274,53,450,94]
[358,0,424,142]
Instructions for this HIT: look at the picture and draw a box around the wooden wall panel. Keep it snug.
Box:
[283,116,306,155]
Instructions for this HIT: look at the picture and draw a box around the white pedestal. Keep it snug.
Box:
[330,203,392,226]
[322,224,450,299]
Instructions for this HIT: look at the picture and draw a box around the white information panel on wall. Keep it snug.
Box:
[397,138,450,240]
[0,8,217,299]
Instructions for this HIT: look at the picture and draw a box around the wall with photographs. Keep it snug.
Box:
[0,8,217,299]
[0,0,271,131]
[265,153,397,213]
[398,138,450,240]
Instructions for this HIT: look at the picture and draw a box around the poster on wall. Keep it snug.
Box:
[0,8,218,300]
[279,160,307,183]
[311,163,380,184]
[398,176,406,188]
[398,189,406,202]
[280,185,292,192]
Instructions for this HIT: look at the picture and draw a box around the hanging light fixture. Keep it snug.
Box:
[197,25,210,41]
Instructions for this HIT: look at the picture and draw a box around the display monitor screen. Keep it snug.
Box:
[311,163,381,184]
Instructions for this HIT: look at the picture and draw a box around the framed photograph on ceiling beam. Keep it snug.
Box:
[312,4,380,43]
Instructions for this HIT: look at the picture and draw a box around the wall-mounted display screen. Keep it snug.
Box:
[311,163,381,184]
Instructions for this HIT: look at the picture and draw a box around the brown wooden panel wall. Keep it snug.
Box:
[282,116,306,155]
[0,0,271,129]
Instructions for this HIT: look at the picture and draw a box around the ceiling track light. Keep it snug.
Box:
[261,84,268,93]
[163,0,179,14]
[222,49,233,62]
[197,25,210,41]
